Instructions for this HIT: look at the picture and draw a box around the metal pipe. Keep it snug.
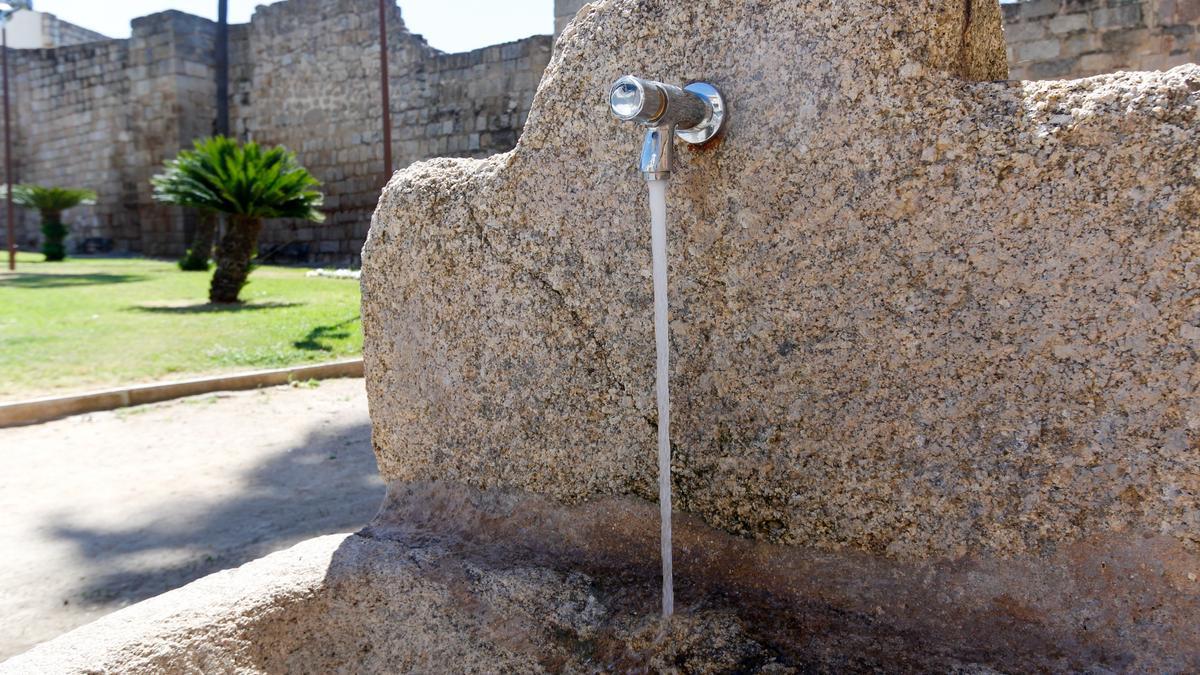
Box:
[216,0,229,137]
[4,23,13,271]
[378,0,393,183]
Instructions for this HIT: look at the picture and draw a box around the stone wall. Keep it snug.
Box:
[1004,0,1200,79]
[3,0,550,263]
[239,0,550,262]
[8,40,132,250]
[7,12,221,256]
[555,0,586,37]
[40,12,109,48]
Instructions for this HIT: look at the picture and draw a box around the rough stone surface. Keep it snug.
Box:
[363,0,1200,563]
[6,484,1199,672]
[557,0,1200,81]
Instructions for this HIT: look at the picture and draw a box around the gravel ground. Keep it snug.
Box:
[0,378,383,661]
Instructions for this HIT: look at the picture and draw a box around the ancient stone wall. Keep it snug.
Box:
[7,41,131,250]
[240,0,550,262]
[2,0,550,263]
[40,13,109,48]
[126,12,221,257]
[555,0,586,37]
[1004,0,1200,79]
[7,12,221,255]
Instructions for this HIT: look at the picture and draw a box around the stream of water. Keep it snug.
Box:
[647,177,674,618]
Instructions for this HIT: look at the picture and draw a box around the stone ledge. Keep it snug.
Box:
[5,483,1199,672]
[0,359,364,428]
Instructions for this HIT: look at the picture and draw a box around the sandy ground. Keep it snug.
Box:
[0,378,383,661]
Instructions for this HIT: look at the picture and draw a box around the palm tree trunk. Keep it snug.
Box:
[209,214,262,303]
[40,209,66,261]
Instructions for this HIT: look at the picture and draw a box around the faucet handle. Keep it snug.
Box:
[609,75,668,125]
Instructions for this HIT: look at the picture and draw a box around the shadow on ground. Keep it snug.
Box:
[0,273,147,289]
[129,301,302,314]
[47,421,382,608]
[294,316,360,352]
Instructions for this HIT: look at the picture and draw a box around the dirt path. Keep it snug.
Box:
[0,378,383,661]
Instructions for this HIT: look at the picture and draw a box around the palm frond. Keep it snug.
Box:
[151,136,324,222]
[1,184,97,212]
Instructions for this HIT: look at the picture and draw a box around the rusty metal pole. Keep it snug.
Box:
[4,22,13,270]
[378,0,392,183]
[216,0,229,136]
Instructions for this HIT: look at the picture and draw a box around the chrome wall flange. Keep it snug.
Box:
[675,82,725,145]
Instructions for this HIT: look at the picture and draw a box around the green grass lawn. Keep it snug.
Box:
[0,253,362,401]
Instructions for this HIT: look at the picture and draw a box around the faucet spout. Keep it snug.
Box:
[640,126,675,181]
[609,75,727,181]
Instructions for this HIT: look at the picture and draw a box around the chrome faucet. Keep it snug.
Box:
[608,75,727,181]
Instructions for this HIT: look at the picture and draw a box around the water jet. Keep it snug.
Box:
[608,74,728,618]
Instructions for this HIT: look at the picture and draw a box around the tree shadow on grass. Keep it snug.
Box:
[45,420,383,609]
[129,301,302,314]
[0,273,148,289]
[293,315,361,352]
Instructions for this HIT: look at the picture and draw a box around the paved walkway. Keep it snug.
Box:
[0,378,383,661]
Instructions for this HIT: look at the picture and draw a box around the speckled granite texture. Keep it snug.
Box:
[362,0,1200,561]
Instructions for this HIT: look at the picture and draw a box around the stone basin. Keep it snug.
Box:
[6,482,1198,673]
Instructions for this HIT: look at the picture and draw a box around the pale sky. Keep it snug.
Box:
[30,0,553,53]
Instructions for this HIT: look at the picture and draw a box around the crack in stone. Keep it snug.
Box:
[475,223,634,403]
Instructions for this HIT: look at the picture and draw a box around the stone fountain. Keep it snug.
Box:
[5,0,1198,671]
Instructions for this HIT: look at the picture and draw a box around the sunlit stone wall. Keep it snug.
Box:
[1,0,550,262]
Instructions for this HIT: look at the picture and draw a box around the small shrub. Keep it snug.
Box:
[3,185,97,261]
[178,212,216,271]
[178,249,212,271]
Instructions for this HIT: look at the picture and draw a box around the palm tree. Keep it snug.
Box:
[3,184,97,261]
[151,136,324,303]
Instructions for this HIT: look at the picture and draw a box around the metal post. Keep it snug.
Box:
[216,0,229,137]
[4,23,13,271]
[378,0,392,182]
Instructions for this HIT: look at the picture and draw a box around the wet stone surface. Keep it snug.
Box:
[9,482,1195,673]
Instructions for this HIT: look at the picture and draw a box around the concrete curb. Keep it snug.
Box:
[0,359,364,428]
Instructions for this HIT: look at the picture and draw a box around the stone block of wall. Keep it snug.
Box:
[1005,0,1200,79]
[242,0,550,264]
[555,0,590,37]
[41,13,108,48]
